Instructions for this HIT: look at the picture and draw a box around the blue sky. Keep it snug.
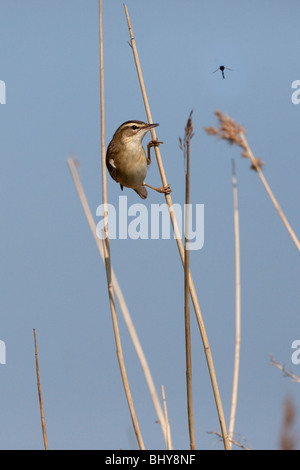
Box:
[0,0,299,450]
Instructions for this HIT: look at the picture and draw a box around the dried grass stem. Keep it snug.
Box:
[205,110,300,252]
[33,328,48,450]
[124,5,230,450]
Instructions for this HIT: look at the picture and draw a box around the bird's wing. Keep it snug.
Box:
[106,156,119,183]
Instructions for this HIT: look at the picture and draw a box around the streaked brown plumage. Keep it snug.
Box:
[106,120,171,199]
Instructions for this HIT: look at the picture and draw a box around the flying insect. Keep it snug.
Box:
[213,65,232,79]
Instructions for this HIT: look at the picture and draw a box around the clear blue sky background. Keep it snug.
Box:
[0,0,299,450]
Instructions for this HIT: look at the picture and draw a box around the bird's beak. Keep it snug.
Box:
[144,123,159,130]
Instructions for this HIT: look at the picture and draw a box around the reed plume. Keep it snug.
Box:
[204,110,300,252]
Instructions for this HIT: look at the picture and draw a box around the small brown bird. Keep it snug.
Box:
[106,120,171,199]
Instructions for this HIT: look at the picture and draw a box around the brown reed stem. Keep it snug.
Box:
[185,135,195,450]
[180,112,196,449]
[102,235,145,450]
[67,156,170,447]
[228,160,241,448]
[33,328,48,450]
[279,397,297,450]
[99,1,144,449]
[123,4,230,450]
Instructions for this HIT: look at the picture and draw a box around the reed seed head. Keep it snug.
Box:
[204,110,265,172]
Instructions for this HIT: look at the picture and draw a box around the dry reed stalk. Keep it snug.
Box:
[269,354,300,383]
[228,160,241,448]
[102,236,145,450]
[123,4,230,450]
[179,111,196,450]
[208,430,252,450]
[33,328,48,450]
[67,156,170,448]
[98,1,144,449]
[161,385,172,450]
[204,110,300,252]
[279,397,297,450]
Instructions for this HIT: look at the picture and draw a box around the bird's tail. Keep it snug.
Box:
[134,185,148,199]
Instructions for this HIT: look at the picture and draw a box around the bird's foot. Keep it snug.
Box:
[148,139,163,148]
[147,140,164,164]
[144,182,171,195]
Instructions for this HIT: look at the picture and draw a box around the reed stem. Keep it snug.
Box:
[99,1,144,449]
[33,328,48,450]
[161,385,172,450]
[228,160,241,448]
[123,4,230,450]
[67,156,170,447]
[181,113,196,449]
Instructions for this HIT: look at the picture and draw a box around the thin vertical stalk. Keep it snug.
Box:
[67,157,170,448]
[181,113,196,450]
[123,3,230,450]
[228,160,241,448]
[161,385,172,450]
[185,140,196,450]
[99,1,144,449]
[99,0,107,213]
[102,236,145,450]
[33,328,48,450]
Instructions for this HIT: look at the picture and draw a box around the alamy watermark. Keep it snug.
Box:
[291,340,300,365]
[0,80,6,104]
[96,196,204,250]
[0,340,6,364]
[291,80,300,104]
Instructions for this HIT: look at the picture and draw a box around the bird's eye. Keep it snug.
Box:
[131,125,138,130]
